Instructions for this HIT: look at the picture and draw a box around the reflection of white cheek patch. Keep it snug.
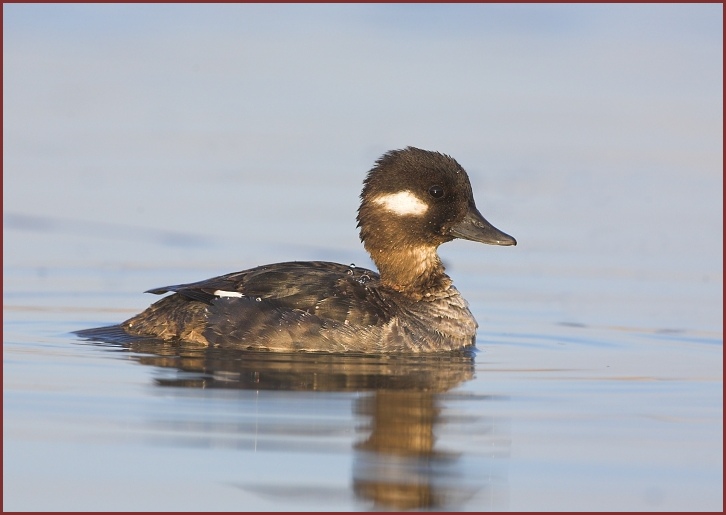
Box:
[214,290,244,298]
[372,190,428,216]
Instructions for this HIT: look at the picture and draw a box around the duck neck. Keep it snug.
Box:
[369,245,452,300]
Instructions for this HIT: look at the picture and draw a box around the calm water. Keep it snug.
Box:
[4,4,723,511]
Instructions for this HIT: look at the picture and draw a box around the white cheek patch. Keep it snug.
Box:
[372,190,428,216]
[213,290,244,298]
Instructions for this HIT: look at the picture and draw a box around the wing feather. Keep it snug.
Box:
[144,261,386,326]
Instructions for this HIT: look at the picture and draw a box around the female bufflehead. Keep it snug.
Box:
[119,147,516,352]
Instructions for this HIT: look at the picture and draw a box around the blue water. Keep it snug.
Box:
[3,4,722,511]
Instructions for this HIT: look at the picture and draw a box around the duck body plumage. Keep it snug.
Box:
[122,261,477,353]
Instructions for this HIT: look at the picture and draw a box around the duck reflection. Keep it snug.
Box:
[354,390,470,510]
[78,327,494,510]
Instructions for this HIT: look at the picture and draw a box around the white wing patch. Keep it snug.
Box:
[213,290,244,298]
[371,190,428,216]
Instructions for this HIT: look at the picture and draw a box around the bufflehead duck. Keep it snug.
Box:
[119,147,516,352]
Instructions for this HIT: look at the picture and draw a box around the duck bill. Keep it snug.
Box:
[449,206,517,246]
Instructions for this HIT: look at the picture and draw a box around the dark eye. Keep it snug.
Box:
[429,185,444,199]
